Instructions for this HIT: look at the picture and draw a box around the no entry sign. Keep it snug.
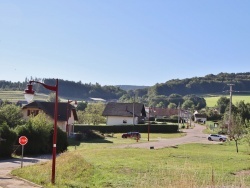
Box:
[19,136,28,145]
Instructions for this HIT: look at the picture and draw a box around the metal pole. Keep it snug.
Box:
[66,100,69,136]
[148,107,150,141]
[228,84,233,134]
[178,103,180,129]
[51,79,58,184]
[133,93,135,126]
[21,145,24,168]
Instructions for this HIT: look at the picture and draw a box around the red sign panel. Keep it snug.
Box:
[19,136,28,145]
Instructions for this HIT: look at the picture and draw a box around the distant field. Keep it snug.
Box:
[0,90,48,102]
[205,95,250,107]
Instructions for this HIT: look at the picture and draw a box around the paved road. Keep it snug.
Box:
[0,155,50,188]
[118,123,216,149]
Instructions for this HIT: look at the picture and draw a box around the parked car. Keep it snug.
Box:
[208,134,227,142]
[122,132,141,139]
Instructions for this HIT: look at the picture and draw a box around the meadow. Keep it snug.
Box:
[12,133,250,188]
[204,94,250,107]
[0,90,48,102]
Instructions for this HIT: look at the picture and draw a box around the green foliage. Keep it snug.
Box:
[14,113,68,155]
[76,101,88,111]
[217,96,230,114]
[0,104,24,128]
[168,102,177,109]
[181,99,195,110]
[77,103,106,125]
[0,123,17,158]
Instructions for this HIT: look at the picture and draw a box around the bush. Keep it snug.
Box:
[15,113,68,155]
[0,123,17,158]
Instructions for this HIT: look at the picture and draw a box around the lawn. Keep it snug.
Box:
[12,134,250,188]
[205,94,250,107]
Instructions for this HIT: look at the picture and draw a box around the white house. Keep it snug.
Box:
[102,102,146,125]
[193,110,207,123]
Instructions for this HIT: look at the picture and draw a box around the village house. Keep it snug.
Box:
[102,102,146,125]
[22,101,78,135]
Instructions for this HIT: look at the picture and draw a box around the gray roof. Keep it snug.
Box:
[22,101,78,121]
[102,102,146,117]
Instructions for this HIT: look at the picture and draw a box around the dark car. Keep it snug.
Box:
[122,132,141,139]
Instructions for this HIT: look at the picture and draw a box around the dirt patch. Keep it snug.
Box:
[233,170,250,176]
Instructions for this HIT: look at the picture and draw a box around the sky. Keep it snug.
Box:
[0,1,250,86]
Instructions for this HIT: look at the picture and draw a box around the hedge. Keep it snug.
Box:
[74,124,179,134]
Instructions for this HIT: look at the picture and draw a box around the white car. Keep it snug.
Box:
[208,134,227,142]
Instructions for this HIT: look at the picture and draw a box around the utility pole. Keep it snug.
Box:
[133,92,135,126]
[227,84,234,134]
[178,103,180,129]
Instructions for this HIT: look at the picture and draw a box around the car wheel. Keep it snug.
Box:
[208,137,212,141]
[219,138,223,142]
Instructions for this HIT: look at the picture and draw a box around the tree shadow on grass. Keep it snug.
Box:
[68,138,113,146]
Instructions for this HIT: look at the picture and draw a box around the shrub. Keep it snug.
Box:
[0,123,17,158]
[15,113,68,155]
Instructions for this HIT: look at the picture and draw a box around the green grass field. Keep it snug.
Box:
[0,91,49,102]
[205,95,250,107]
[12,134,250,188]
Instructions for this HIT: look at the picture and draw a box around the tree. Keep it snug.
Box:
[235,101,250,126]
[76,101,88,111]
[0,104,24,128]
[168,103,177,109]
[78,103,106,125]
[227,114,245,153]
[181,100,195,110]
[183,94,206,110]
[217,96,230,114]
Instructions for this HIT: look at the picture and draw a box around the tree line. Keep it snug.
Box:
[1,72,250,108]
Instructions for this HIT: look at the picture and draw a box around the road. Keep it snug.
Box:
[0,155,50,188]
[118,123,216,149]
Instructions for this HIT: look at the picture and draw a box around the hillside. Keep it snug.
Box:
[1,72,250,102]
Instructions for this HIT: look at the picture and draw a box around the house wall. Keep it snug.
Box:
[194,117,207,123]
[106,116,138,125]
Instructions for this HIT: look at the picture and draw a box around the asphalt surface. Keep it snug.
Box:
[0,123,215,187]
[118,123,216,149]
[0,155,50,188]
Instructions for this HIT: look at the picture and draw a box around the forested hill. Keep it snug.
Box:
[147,72,250,97]
[1,72,250,100]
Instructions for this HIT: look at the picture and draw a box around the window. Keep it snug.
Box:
[27,109,39,116]
[123,119,127,124]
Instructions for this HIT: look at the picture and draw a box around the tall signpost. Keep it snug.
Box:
[19,136,28,168]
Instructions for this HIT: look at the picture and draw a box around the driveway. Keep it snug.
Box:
[118,123,215,149]
[0,155,50,188]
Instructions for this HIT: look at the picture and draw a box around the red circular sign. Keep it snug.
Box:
[19,136,28,145]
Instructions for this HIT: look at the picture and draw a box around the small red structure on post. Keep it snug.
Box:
[19,136,28,145]
[19,136,28,168]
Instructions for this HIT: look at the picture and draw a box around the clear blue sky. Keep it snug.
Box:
[0,1,250,86]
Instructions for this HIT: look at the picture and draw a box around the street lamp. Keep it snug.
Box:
[24,79,58,184]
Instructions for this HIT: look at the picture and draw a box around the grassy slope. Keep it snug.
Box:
[12,135,250,188]
[205,95,250,107]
